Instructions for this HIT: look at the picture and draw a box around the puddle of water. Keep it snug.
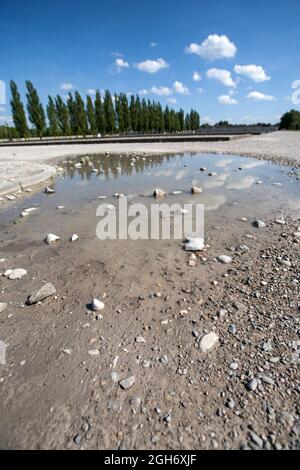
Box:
[0,153,299,236]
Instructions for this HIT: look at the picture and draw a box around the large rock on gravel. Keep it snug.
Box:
[199,332,219,353]
[26,282,56,305]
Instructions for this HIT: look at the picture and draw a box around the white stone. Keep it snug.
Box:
[217,255,232,264]
[191,186,202,194]
[199,332,219,353]
[5,268,27,280]
[92,298,105,311]
[184,237,204,251]
[45,233,61,244]
[70,234,79,242]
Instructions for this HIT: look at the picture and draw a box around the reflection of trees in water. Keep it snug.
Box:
[62,153,185,181]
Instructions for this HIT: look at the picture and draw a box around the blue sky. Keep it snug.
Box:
[0,0,299,125]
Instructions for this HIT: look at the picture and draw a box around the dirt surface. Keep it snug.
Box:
[0,143,299,450]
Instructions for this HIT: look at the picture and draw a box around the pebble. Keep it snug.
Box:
[246,378,258,392]
[153,188,166,198]
[45,187,55,194]
[160,355,169,365]
[119,376,136,390]
[92,298,105,311]
[253,220,266,228]
[135,336,146,343]
[199,332,219,353]
[26,282,56,305]
[217,255,232,264]
[6,195,16,201]
[191,186,202,194]
[87,349,99,356]
[45,233,61,244]
[4,268,27,280]
[228,324,237,334]
[184,237,204,251]
[70,234,79,242]
[229,362,238,370]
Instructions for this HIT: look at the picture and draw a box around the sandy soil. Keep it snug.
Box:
[0,131,300,196]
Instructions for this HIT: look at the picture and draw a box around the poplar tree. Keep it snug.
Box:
[10,80,29,138]
[25,80,46,138]
[55,95,71,135]
[94,90,106,134]
[46,96,59,136]
[86,95,97,135]
[74,91,88,136]
[103,89,115,133]
[67,93,77,134]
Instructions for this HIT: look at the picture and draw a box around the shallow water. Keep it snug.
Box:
[0,152,299,234]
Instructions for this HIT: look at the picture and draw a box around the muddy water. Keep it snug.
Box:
[0,152,299,237]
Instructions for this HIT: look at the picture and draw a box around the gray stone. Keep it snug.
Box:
[0,302,8,313]
[119,375,136,390]
[26,282,56,305]
[217,255,232,264]
[246,378,258,392]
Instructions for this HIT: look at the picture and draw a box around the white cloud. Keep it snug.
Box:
[234,65,270,83]
[116,58,129,71]
[218,94,239,105]
[185,34,237,60]
[173,81,189,94]
[150,86,173,96]
[193,71,202,82]
[167,98,178,104]
[247,91,276,101]
[206,68,236,87]
[138,89,148,96]
[202,116,214,125]
[150,42,158,47]
[87,89,96,95]
[60,83,74,91]
[196,87,205,93]
[134,58,169,74]
[111,52,123,57]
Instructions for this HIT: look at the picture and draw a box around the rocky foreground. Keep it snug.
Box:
[0,214,299,449]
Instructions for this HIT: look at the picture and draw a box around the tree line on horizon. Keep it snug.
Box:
[1,80,200,139]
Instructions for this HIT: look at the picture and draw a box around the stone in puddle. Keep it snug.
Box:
[253,220,266,228]
[4,268,27,280]
[153,188,167,198]
[184,237,204,251]
[217,255,232,264]
[45,187,55,194]
[191,186,202,194]
[119,376,136,390]
[0,302,8,313]
[26,282,56,305]
[199,332,219,353]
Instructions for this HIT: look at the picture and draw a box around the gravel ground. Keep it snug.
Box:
[0,131,300,196]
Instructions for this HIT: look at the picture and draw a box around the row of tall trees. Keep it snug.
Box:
[9,81,200,138]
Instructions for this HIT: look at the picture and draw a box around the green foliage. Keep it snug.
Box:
[25,80,46,138]
[55,95,71,135]
[8,81,201,138]
[103,89,115,133]
[10,80,29,138]
[46,96,59,136]
[279,109,300,130]
[94,90,106,134]
[86,95,97,135]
